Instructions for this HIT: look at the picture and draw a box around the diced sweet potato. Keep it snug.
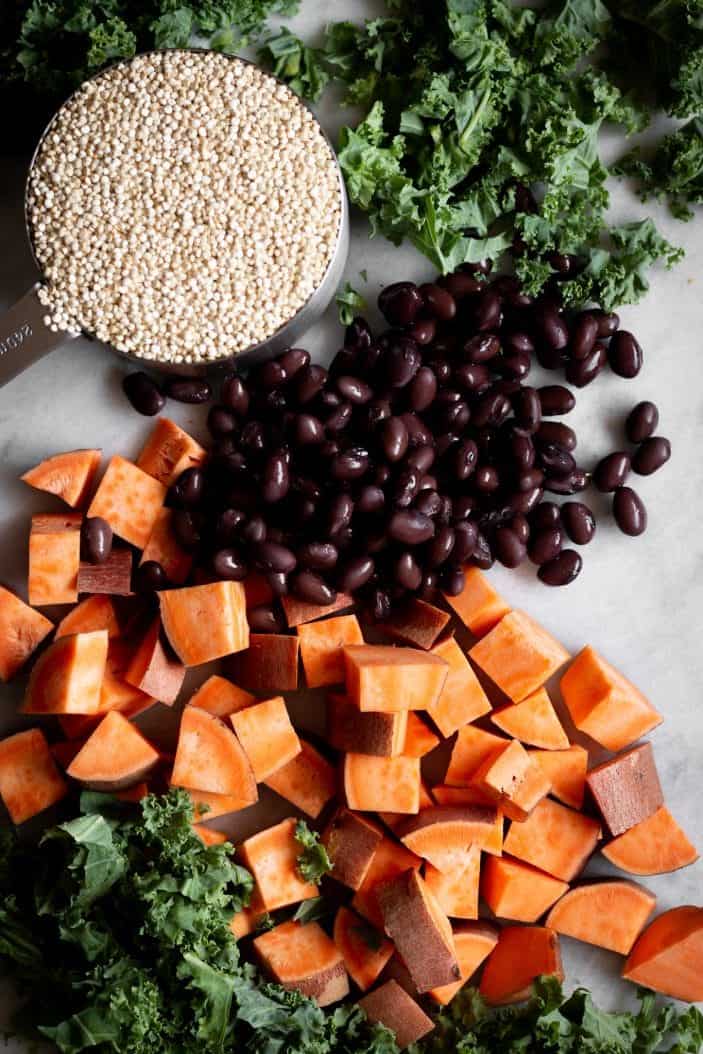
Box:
[28,513,81,605]
[343,645,448,713]
[351,837,422,930]
[622,906,703,1002]
[444,725,508,787]
[21,449,101,508]
[481,856,569,923]
[98,638,154,717]
[254,920,349,1006]
[230,907,260,939]
[323,808,383,890]
[471,611,570,703]
[298,614,364,688]
[479,926,563,1005]
[428,922,499,1005]
[333,907,394,992]
[396,805,499,872]
[188,675,255,718]
[88,456,166,550]
[472,739,551,822]
[344,754,420,815]
[67,711,160,790]
[23,629,108,714]
[227,633,298,693]
[382,599,451,650]
[230,695,300,781]
[586,742,663,837]
[546,880,656,954]
[403,713,440,758]
[379,781,434,834]
[240,817,319,911]
[358,980,434,1049]
[491,687,569,750]
[327,693,407,757]
[160,581,249,666]
[602,806,699,875]
[125,618,185,705]
[503,797,601,882]
[186,787,251,822]
[561,646,662,752]
[136,417,207,487]
[427,635,491,737]
[193,825,229,846]
[77,548,133,596]
[0,586,53,681]
[431,785,503,856]
[56,595,120,640]
[378,869,459,992]
[0,728,67,823]
[444,567,510,638]
[171,706,258,803]
[528,745,588,810]
[140,508,193,585]
[264,739,336,819]
[281,592,354,627]
[424,845,481,920]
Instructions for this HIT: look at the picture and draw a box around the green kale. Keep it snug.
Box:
[615,119,703,220]
[259,27,329,101]
[294,819,333,884]
[335,282,368,326]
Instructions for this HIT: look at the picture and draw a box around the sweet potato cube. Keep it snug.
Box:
[323,807,383,890]
[431,785,503,856]
[265,740,336,819]
[481,855,568,923]
[230,695,300,781]
[343,644,448,713]
[358,980,434,1049]
[327,693,407,757]
[240,817,319,911]
[21,449,101,508]
[298,614,364,688]
[185,787,252,822]
[281,592,354,627]
[472,739,551,822]
[427,635,491,736]
[160,581,248,665]
[140,508,192,585]
[0,586,53,681]
[403,713,440,758]
[546,880,656,954]
[379,780,434,834]
[125,618,185,705]
[586,742,663,837]
[98,638,153,717]
[23,630,108,715]
[444,567,510,637]
[470,611,569,703]
[88,456,166,550]
[561,646,662,751]
[378,869,459,992]
[602,806,699,876]
[428,922,499,1005]
[444,725,508,787]
[382,599,451,650]
[528,745,588,810]
[491,687,569,750]
[56,595,120,640]
[193,825,229,846]
[171,706,258,802]
[188,675,255,718]
[333,907,394,992]
[351,836,422,930]
[504,797,601,882]
[67,710,160,790]
[344,754,420,815]
[136,417,207,487]
[227,633,298,693]
[479,926,563,1005]
[254,920,349,1007]
[0,728,67,823]
[77,548,133,596]
[28,513,81,605]
[424,845,481,920]
[623,906,703,1002]
[396,805,499,872]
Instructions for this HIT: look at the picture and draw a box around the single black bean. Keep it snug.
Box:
[406,445,435,475]
[278,347,310,377]
[463,334,500,364]
[453,521,478,562]
[426,526,455,567]
[518,467,545,492]
[137,560,170,592]
[439,399,471,432]
[221,374,250,415]
[248,604,285,633]
[418,473,438,492]
[383,417,409,463]
[544,470,588,494]
[172,508,202,550]
[538,549,582,586]
[494,378,522,397]
[441,272,483,299]
[336,375,373,405]
[318,390,342,411]
[503,331,534,357]
[338,555,375,592]
[592,310,619,338]
[414,490,442,518]
[452,496,476,522]
[356,486,384,515]
[539,385,575,416]
[561,502,596,545]
[123,372,165,416]
[295,414,324,445]
[331,447,370,481]
[494,527,527,568]
[296,364,328,403]
[408,318,437,345]
[262,452,290,503]
[344,317,372,351]
[453,439,479,480]
[393,467,421,507]
[593,451,631,492]
[256,541,297,573]
[613,487,647,536]
[212,548,248,580]
[454,363,492,394]
[366,398,393,430]
[266,571,289,596]
[510,432,536,470]
[608,331,643,378]
[626,401,659,444]
[257,361,287,389]
[378,282,424,326]
[170,467,204,507]
[395,551,422,590]
[208,405,237,437]
[374,464,391,487]
[257,389,287,417]
[509,485,544,515]
[506,514,530,545]
[548,251,581,277]
[297,542,339,571]
[325,402,353,433]
[418,571,439,600]
[473,289,503,331]
[474,465,500,492]
[385,336,421,387]
[165,376,212,404]
[471,532,494,569]
[291,570,336,606]
[632,436,671,476]
[427,358,452,384]
[539,442,576,479]
[440,565,464,596]
[513,387,542,435]
[328,493,354,535]
[472,391,511,428]
[81,516,112,565]
[528,526,564,565]
[566,342,607,388]
[216,508,246,544]
[366,587,391,621]
[237,515,264,546]
[536,421,577,452]
[388,510,435,545]
[529,502,562,530]
[419,282,457,321]
[533,302,569,350]
[536,344,565,371]
[407,367,438,412]
[499,349,531,380]
[569,312,599,360]
[319,439,340,460]
[401,415,433,450]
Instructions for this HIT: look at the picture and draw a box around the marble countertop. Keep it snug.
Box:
[0,0,702,1036]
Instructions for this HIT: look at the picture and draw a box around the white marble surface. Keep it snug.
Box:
[0,0,702,1037]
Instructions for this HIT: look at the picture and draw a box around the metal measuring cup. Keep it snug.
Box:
[0,50,349,388]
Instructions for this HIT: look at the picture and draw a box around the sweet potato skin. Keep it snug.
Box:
[327,693,407,757]
[586,743,663,837]
[381,599,451,650]
[378,869,459,993]
[622,906,703,1002]
[546,880,656,955]
[601,806,699,876]
[227,633,299,693]
[125,619,185,705]
[323,808,383,890]
[281,593,354,627]
[358,980,434,1049]
[0,586,53,681]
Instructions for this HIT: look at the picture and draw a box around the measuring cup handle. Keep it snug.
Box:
[0,284,77,387]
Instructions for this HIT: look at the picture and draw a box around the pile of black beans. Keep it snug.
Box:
[124,265,671,615]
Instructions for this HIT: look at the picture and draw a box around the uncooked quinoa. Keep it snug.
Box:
[28,50,342,364]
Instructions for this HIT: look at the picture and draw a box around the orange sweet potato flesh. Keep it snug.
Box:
[136,417,207,487]
[445,725,508,787]
[333,907,393,992]
[281,592,354,628]
[298,614,364,688]
[265,739,336,819]
[240,817,319,911]
[479,926,564,1005]
[344,753,420,815]
[427,635,491,737]
[98,638,154,717]
[561,646,662,752]
[22,449,101,508]
[343,644,448,713]
[481,855,568,923]
[424,845,481,920]
[188,675,255,718]
[403,713,440,758]
[185,787,252,821]
[382,599,451,650]
[379,780,434,834]
[378,868,459,992]
[431,785,503,856]
[444,567,510,637]
[0,586,53,681]
[470,611,570,703]
[546,880,656,954]
[254,920,350,1007]
[472,740,551,822]
[491,688,569,750]
[323,808,383,890]
[159,581,249,666]
[622,906,703,1002]
[193,825,230,846]
[23,629,108,715]
[125,618,185,705]
[88,456,167,550]
[67,710,160,790]
[503,797,601,882]
[327,693,407,757]
[172,706,258,801]
[528,746,588,810]
[429,922,499,1005]
[0,728,68,823]
[602,806,699,875]
[28,513,82,605]
[358,979,434,1050]
[140,508,192,585]
[230,695,300,781]
[227,633,299,693]
[351,836,422,930]
[56,595,120,640]
[396,805,499,872]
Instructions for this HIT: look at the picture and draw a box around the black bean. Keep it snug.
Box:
[278,348,310,377]
[528,526,563,565]
[207,405,237,437]
[414,490,442,518]
[569,312,599,360]
[256,540,297,573]
[544,470,588,495]
[518,467,545,492]
[212,548,248,580]
[473,289,503,331]
[388,510,435,545]
[266,571,289,596]
[291,570,336,606]
[529,502,562,530]
[539,442,576,478]
[378,282,424,326]
[593,451,631,492]
[382,417,409,463]
[221,374,250,416]
[592,310,619,338]
[472,391,511,428]
[453,439,479,480]
[170,467,204,507]
[241,516,267,546]
[295,414,324,445]
[538,549,582,586]
[453,521,478,562]
[510,432,536,471]
[248,604,285,633]
[165,376,212,404]
[262,451,290,503]
[440,399,471,432]
[536,344,566,370]
[296,544,337,574]
[442,272,483,300]
[406,366,437,412]
[328,494,354,535]
[216,508,246,544]
[172,508,202,550]
[608,331,643,378]
[331,447,370,481]
[625,401,659,444]
[344,317,372,351]
[325,402,353,433]
[137,560,171,592]
[494,527,527,568]
[539,385,575,416]
[337,375,373,405]
[513,387,542,435]
[454,363,491,394]
[420,282,457,321]
[393,467,421,507]
[395,551,422,590]
[475,465,500,492]
[471,532,494,569]
[509,485,544,515]
[451,495,476,523]
[366,397,393,430]
[428,358,452,385]
[548,251,581,277]
[561,502,596,545]
[338,555,375,592]
[408,318,437,345]
[439,565,463,596]
[257,361,287,389]
[506,514,530,545]
[425,525,455,567]
[632,436,671,476]
[419,473,438,493]
[566,342,607,388]
[503,331,534,357]
[123,372,165,416]
[385,337,421,388]
[533,303,569,349]
[463,334,500,364]
[296,364,328,403]
[536,421,577,451]
[406,445,436,475]
[613,487,647,536]
[499,348,531,380]
[81,516,113,565]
